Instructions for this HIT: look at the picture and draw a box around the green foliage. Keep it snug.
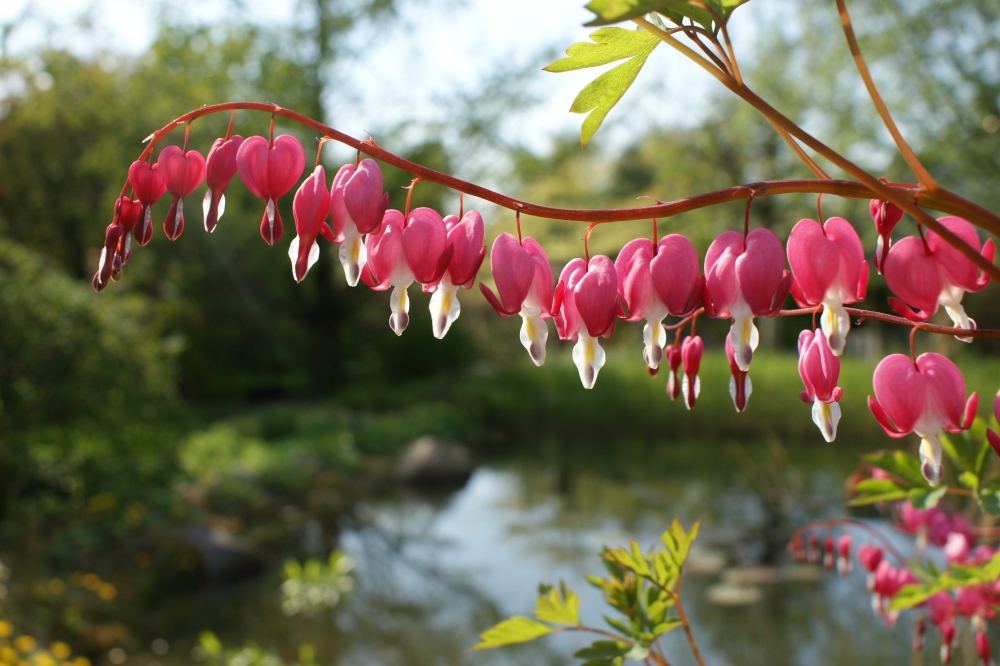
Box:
[889,552,1000,612]
[280,551,354,616]
[196,631,319,666]
[473,519,696,661]
[470,616,553,650]
[544,28,659,145]
[583,0,751,28]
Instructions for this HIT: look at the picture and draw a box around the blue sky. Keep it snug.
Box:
[1,0,726,155]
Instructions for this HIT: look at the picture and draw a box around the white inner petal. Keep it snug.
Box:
[389,284,411,336]
[642,318,666,370]
[682,373,701,411]
[821,300,850,355]
[729,314,759,372]
[916,432,943,486]
[338,227,366,287]
[202,189,212,231]
[519,305,548,367]
[572,331,605,389]
[430,280,462,340]
[811,398,841,443]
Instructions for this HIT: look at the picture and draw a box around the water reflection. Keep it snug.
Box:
[144,446,918,666]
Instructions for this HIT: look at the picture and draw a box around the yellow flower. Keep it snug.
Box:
[49,644,70,660]
[0,622,11,638]
[96,584,116,602]
[71,658,90,666]
[12,637,35,653]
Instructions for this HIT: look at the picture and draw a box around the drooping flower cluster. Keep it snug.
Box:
[96,124,993,485]
[793,502,999,666]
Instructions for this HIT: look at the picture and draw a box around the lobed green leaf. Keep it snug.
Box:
[574,641,632,660]
[534,585,580,625]
[907,486,947,510]
[469,616,552,650]
[544,28,659,145]
[863,450,931,488]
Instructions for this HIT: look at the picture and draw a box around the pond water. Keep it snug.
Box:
[118,438,944,666]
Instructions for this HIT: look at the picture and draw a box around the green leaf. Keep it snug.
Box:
[573,641,632,660]
[534,585,580,625]
[959,471,980,490]
[583,0,750,27]
[660,518,698,566]
[888,584,936,611]
[853,478,905,495]
[199,632,223,657]
[583,0,684,26]
[650,618,683,636]
[544,28,659,145]
[604,616,634,637]
[846,489,909,506]
[940,432,968,472]
[469,616,552,650]
[863,450,931,488]
[907,486,947,510]
[977,484,1000,515]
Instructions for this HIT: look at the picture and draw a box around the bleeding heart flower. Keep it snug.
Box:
[330,159,389,286]
[986,390,1000,458]
[883,216,994,342]
[427,211,486,340]
[680,335,703,410]
[288,165,335,283]
[480,233,554,366]
[787,217,868,355]
[157,145,206,241]
[127,160,167,246]
[868,353,978,485]
[797,329,844,442]
[361,207,453,336]
[553,255,618,389]
[112,195,141,268]
[92,221,123,292]
[236,134,306,246]
[836,535,852,576]
[703,229,792,372]
[725,335,751,413]
[615,235,702,370]
[870,199,904,274]
[665,343,682,401]
[203,135,244,233]
[402,207,453,286]
[362,210,413,335]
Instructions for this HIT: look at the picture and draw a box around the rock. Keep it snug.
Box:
[180,527,268,582]
[706,583,763,607]
[721,566,781,586]
[395,436,474,485]
[685,546,727,576]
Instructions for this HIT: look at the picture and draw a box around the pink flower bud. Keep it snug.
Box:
[426,211,487,339]
[203,135,243,233]
[725,336,751,413]
[858,543,883,573]
[329,159,388,286]
[870,353,977,486]
[127,160,167,246]
[289,165,334,283]
[703,229,791,372]
[787,217,868,354]
[236,134,306,246]
[869,199,903,274]
[665,344,682,401]
[157,145,206,241]
[883,216,994,341]
[944,533,970,564]
[481,234,553,366]
[836,534,852,576]
[797,329,843,442]
[616,235,702,370]
[680,335,703,411]
[554,256,618,388]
